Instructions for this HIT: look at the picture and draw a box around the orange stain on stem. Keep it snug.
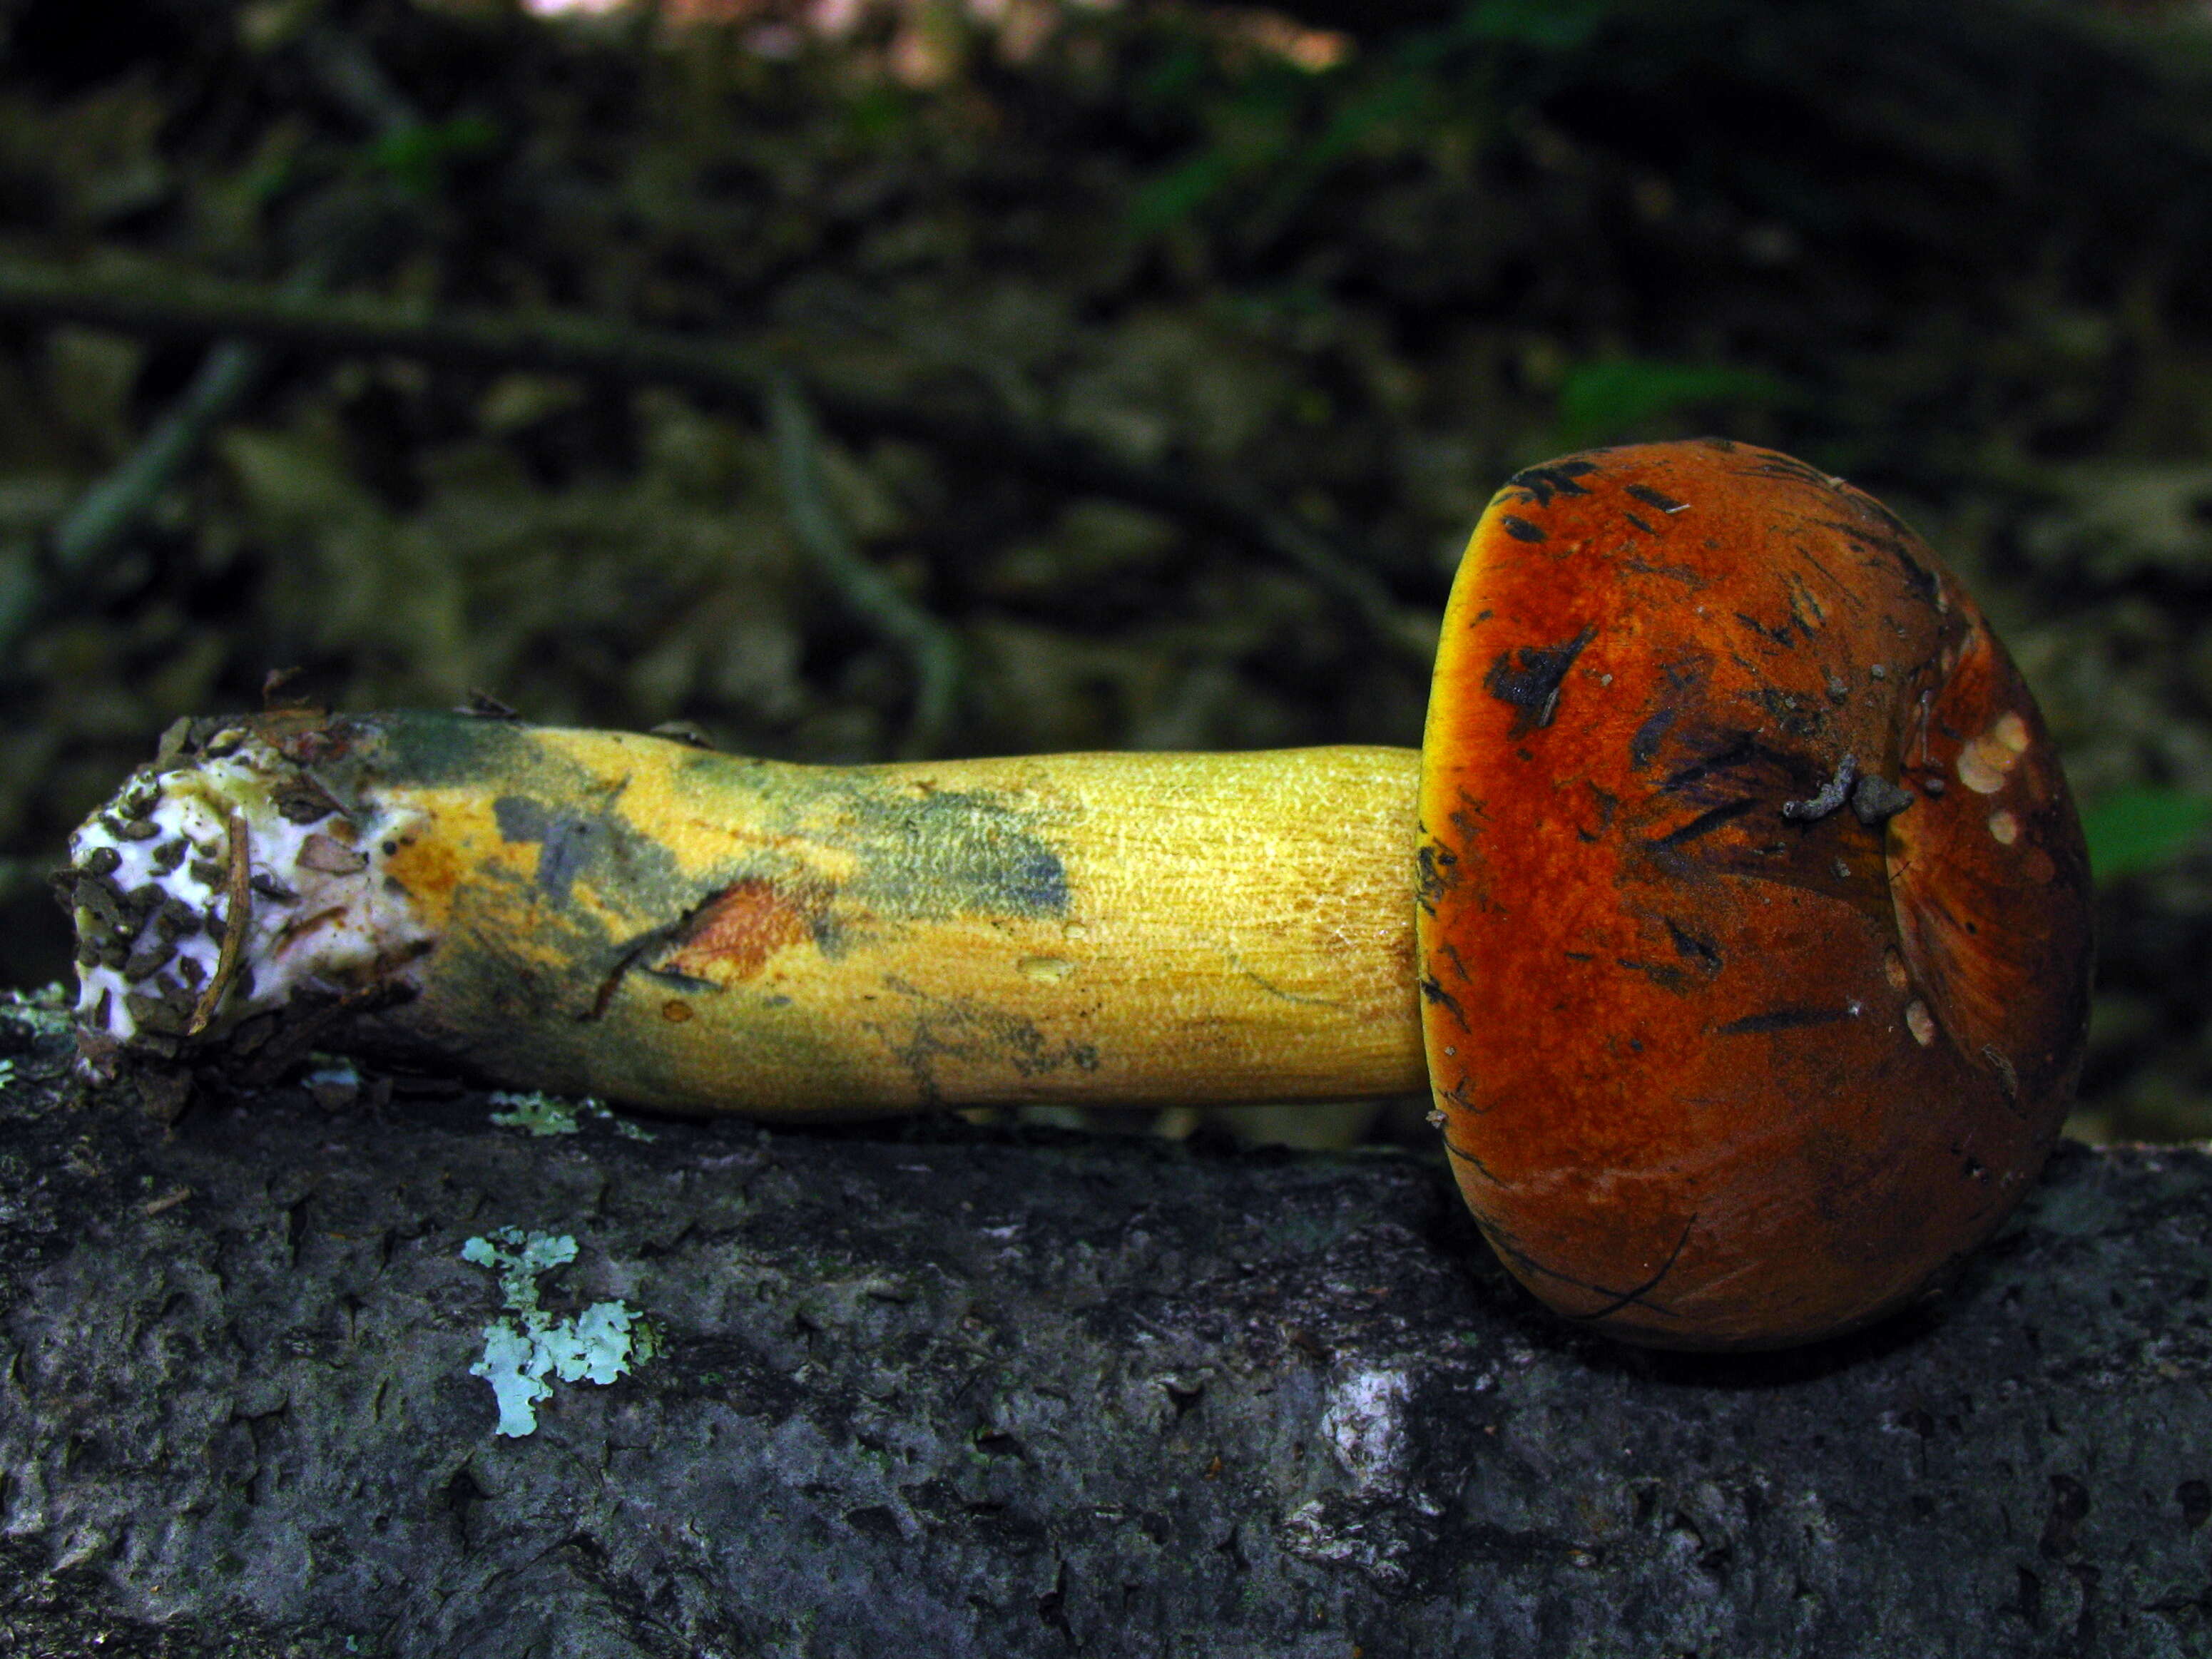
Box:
[662,875,826,984]
[379,830,464,924]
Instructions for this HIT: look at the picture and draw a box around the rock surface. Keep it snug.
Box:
[0,1004,2208,1658]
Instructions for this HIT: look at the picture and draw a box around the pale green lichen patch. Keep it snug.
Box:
[305,1055,361,1088]
[461,1225,656,1438]
[486,1091,583,1136]
[487,1089,656,1142]
[0,983,72,1041]
[1,984,72,1098]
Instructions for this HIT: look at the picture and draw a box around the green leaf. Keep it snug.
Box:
[843,84,916,143]
[2080,787,2212,881]
[1554,357,1788,448]
[366,114,502,197]
[1452,0,1621,52]
[1128,146,1248,234]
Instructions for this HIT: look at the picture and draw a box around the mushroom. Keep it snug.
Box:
[60,439,2091,1351]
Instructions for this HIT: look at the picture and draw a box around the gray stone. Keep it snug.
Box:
[0,1010,2208,1657]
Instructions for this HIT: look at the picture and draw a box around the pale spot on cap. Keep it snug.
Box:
[1958,717,2029,795]
[1988,808,2019,846]
[1958,746,2004,794]
[1906,999,1937,1047]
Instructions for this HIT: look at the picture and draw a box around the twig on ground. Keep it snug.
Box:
[46,338,267,580]
[767,373,963,758]
[8,23,427,659]
[0,260,1434,670]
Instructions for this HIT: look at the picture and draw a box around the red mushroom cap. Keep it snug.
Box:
[1416,439,2093,1350]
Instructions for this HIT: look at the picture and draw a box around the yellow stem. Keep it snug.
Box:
[338,717,1424,1114]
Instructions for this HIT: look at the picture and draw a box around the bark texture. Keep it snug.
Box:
[0,1009,2208,1658]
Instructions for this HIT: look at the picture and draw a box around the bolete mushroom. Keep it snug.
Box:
[59,439,2092,1351]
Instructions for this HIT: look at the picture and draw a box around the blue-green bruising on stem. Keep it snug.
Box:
[462,1226,656,1437]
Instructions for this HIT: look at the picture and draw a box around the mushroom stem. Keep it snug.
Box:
[65,713,1425,1113]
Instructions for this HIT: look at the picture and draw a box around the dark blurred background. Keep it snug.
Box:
[4,0,2212,1143]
